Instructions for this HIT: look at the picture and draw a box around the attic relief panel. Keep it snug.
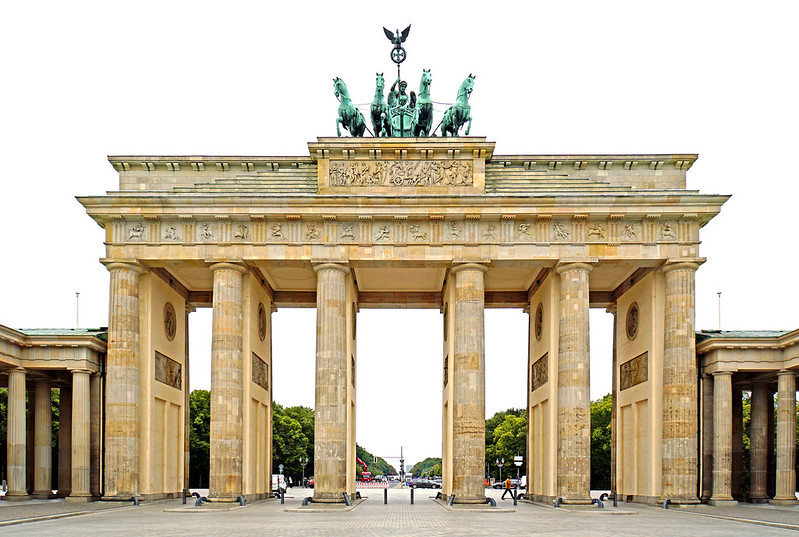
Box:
[328,160,473,187]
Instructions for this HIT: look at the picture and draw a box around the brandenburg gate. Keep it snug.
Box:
[75,137,731,504]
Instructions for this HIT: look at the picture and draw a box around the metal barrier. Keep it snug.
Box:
[131,496,139,506]
[485,496,496,507]
[410,488,414,504]
[384,488,388,504]
[302,496,313,506]
[342,492,351,506]
[237,496,246,506]
[194,495,206,506]
[182,488,189,505]
[554,497,563,508]
[447,494,455,506]
[592,498,604,509]
[662,499,671,510]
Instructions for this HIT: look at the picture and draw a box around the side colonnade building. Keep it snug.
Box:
[1,137,795,505]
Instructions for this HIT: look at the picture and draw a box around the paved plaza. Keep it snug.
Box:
[2,488,798,536]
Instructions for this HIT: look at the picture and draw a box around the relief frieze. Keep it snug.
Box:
[252,352,269,391]
[620,351,648,391]
[155,351,182,390]
[531,353,548,392]
[329,160,473,187]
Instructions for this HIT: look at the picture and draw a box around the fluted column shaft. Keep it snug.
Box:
[209,262,247,500]
[33,380,53,498]
[6,368,29,499]
[661,260,700,502]
[58,386,72,496]
[773,371,798,504]
[731,389,743,498]
[749,382,771,502]
[451,263,487,504]
[710,372,735,504]
[89,373,101,497]
[556,262,592,503]
[609,306,618,495]
[700,375,713,501]
[104,261,143,498]
[69,369,92,500]
[313,263,350,502]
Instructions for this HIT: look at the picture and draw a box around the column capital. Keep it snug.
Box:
[776,369,796,379]
[450,262,488,274]
[70,368,93,376]
[712,370,734,378]
[555,261,595,275]
[606,304,618,315]
[209,262,247,274]
[101,260,144,274]
[662,258,705,274]
[312,261,350,274]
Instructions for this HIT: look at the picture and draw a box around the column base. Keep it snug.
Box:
[660,497,701,505]
[2,493,32,502]
[66,494,95,503]
[312,493,347,504]
[769,498,799,506]
[452,495,487,504]
[748,495,770,504]
[101,494,141,502]
[558,497,593,505]
[709,498,738,506]
[32,491,58,499]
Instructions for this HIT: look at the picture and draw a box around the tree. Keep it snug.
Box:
[485,409,526,480]
[189,389,210,487]
[409,457,441,478]
[590,393,612,489]
[272,404,310,479]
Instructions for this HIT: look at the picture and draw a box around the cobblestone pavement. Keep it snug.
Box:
[4,488,799,536]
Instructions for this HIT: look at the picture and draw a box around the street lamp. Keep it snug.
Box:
[300,456,309,486]
[495,458,504,483]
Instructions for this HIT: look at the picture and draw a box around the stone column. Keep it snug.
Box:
[710,371,736,505]
[451,263,487,504]
[700,374,713,501]
[33,380,54,498]
[609,305,618,496]
[208,262,247,501]
[555,262,592,504]
[89,373,102,497]
[749,382,771,502]
[58,386,72,497]
[103,261,143,499]
[67,369,92,501]
[5,368,30,500]
[313,262,350,503]
[772,371,798,505]
[184,305,193,492]
[661,260,701,503]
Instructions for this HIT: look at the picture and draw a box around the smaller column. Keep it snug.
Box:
[709,371,736,505]
[5,368,30,500]
[749,382,770,502]
[208,262,247,501]
[771,371,798,505]
[33,380,55,499]
[731,388,744,499]
[556,262,593,504]
[68,369,93,502]
[58,386,73,497]
[700,374,713,502]
[89,373,102,497]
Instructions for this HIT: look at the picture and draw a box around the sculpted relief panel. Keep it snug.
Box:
[620,352,648,391]
[329,160,473,187]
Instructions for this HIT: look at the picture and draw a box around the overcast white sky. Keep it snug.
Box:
[1,2,797,469]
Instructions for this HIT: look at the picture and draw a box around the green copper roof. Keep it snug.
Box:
[16,328,108,341]
[696,329,792,343]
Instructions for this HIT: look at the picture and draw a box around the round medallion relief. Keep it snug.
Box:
[163,302,177,341]
[535,303,543,341]
[626,302,639,341]
[257,302,267,341]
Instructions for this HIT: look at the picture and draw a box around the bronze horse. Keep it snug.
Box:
[370,73,390,137]
[334,77,366,137]
[413,69,433,137]
[440,74,474,137]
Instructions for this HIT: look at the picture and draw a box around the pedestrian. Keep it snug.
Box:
[501,477,513,500]
[288,476,293,488]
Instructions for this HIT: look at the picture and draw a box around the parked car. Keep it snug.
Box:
[272,474,287,494]
[411,479,440,489]
[308,477,314,488]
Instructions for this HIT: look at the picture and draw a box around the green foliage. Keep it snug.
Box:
[355,444,396,477]
[590,394,612,489]
[189,389,210,487]
[485,409,526,479]
[272,403,310,479]
[409,457,441,478]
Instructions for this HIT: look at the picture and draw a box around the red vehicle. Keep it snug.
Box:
[357,457,372,482]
